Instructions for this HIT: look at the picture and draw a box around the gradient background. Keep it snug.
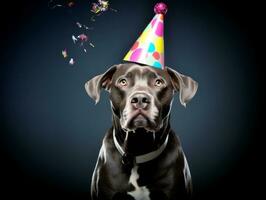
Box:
[0,0,263,199]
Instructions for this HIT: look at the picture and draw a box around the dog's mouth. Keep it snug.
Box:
[132,113,148,127]
[121,109,158,131]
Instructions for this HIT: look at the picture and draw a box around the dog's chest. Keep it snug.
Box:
[127,165,150,200]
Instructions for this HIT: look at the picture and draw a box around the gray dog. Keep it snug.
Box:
[85,63,198,200]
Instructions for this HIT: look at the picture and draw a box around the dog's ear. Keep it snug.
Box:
[167,67,198,107]
[85,65,117,104]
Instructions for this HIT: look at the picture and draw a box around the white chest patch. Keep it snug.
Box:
[127,166,150,200]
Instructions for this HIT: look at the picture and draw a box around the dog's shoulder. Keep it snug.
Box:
[100,128,122,164]
[167,130,184,156]
[102,128,115,151]
[161,130,191,177]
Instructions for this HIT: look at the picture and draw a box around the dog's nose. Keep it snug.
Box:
[130,93,151,109]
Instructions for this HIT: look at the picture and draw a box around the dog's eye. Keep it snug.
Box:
[155,79,164,87]
[119,79,127,86]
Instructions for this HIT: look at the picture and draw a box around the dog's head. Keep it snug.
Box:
[85,63,198,132]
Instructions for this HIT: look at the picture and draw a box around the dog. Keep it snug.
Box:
[85,63,198,200]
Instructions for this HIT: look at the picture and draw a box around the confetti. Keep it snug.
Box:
[48,0,115,65]
[91,3,101,14]
[77,33,88,42]
[76,22,82,28]
[69,58,75,65]
[99,0,109,11]
[78,34,89,52]
[48,0,76,9]
[76,22,93,30]
[90,0,117,21]
[48,0,64,9]
[91,0,109,13]
[62,49,68,58]
[83,25,93,30]
[72,35,78,44]
[72,33,94,52]
[67,1,75,7]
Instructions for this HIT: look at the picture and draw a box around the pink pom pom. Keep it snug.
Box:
[154,2,168,15]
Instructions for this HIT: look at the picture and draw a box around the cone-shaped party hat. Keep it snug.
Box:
[123,2,168,69]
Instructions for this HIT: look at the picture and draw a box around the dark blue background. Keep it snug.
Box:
[0,0,262,199]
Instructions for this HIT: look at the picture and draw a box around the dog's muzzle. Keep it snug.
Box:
[130,92,151,109]
[120,91,159,131]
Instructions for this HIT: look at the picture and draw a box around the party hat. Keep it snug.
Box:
[123,2,168,69]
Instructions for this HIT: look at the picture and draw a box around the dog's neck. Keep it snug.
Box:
[112,115,171,156]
